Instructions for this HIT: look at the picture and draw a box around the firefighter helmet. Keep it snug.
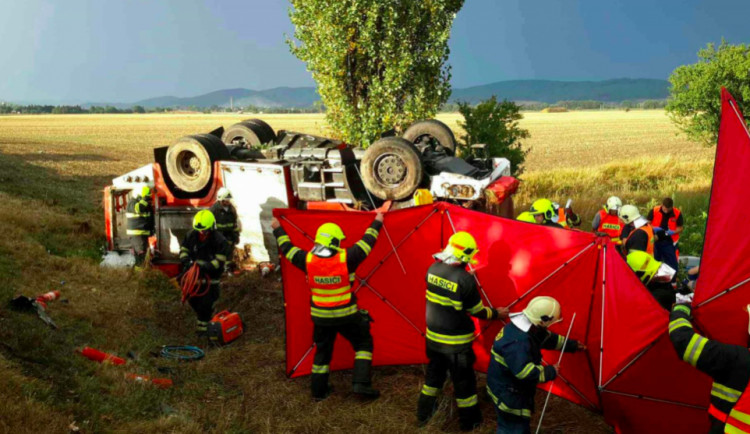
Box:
[217,187,232,201]
[132,185,151,199]
[523,296,562,328]
[530,199,555,222]
[605,196,622,212]
[626,250,661,284]
[516,211,536,223]
[447,231,479,265]
[618,204,641,224]
[315,223,346,248]
[193,210,215,231]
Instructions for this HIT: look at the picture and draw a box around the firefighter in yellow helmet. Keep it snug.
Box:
[626,250,676,310]
[179,210,231,336]
[517,199,562,228]
[271,213,384,400]
[417,231,510,430]
[126,185,154,265]
[487,296,586,433]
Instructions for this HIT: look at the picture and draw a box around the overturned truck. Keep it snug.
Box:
[104,119,519,274]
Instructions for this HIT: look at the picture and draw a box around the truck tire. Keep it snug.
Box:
[360,137,423,201]
[222,119,276,148]
[166,134,229,193]
[403,119,457,156]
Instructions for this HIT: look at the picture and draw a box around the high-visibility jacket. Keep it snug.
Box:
[651,206,682,244]
[306,250,356,316]
[126,195,153,236]
[626,224,655,256]
[668,304,750,433]
[595,209,625,243]
[179,229,231,280]
[210,202,240,243]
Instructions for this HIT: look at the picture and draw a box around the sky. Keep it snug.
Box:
[0,0,748,104]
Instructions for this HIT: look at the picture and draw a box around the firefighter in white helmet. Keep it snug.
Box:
[487,296,586,433]
[592,196,625,244]
[210,187,241,273]
[619,204,656,258]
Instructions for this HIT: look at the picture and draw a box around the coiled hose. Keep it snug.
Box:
[160,345,205,361]
[180,263,211,304]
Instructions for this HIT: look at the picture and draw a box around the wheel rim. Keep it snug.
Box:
[373,152,407,187]
[230,135,247,146]
[176,150,202,180]
[414,133,445,151]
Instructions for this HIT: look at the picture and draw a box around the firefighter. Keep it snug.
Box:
[210,187,240,273]
[126,185,154,265]
[618,204,655,257]
[669,295,750,433]
[417,231,510,431]
[648,197,683,277]
[487,296,585,434]
[552,201,581,228]
[517,199,562,228]
[179,210,231,336]
[592,196,625,243]
[626,250,675,310]
[271,213,383,400]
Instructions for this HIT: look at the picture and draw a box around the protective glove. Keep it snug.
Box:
[666,230,676,237]
[652,226,664,232]
[675,293,694,305]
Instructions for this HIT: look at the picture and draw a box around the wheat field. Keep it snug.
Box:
[0,110,713,433]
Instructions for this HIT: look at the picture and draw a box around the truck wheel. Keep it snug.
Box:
[222,119,276,148]
[403,119,457,156]
[360,137,423,200]
[166,134,229,193]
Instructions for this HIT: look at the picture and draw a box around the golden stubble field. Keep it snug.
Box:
[0,110,713,433]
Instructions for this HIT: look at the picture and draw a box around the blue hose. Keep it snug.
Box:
[160,345,205,361]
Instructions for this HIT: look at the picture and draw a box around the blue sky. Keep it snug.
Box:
[0,0,747,103]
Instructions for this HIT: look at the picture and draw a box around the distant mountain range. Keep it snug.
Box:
[74,78,668,109]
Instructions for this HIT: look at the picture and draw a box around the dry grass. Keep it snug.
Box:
[0,110,711,433]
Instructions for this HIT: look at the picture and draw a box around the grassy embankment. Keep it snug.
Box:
[0,111,711,433]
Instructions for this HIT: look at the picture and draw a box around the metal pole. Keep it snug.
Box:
[353,165,407,275]
[536,313,577,434]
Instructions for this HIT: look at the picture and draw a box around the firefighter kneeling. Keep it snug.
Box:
[179,210,231,336]
[272,213,383,400]
[487,296,586,434]
[417,231,509,431]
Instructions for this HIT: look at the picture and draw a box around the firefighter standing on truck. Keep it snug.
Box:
[126,185,154,266]
[210,187,240,273]
[179,210,231,336]
[669,294,750,433]
[271,213,383,400]
[487,296,585,434]
[417,231,509,431]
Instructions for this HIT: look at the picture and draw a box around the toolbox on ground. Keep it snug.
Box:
[207,311,244,345]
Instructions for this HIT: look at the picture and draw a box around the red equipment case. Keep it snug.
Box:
[207,311,244,345]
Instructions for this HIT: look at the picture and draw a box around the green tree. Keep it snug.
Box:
[666,41,750,145]
[457,96,530,176]
[287,0,464,147]
[132,105,146,113]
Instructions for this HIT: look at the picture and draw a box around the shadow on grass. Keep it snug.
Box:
[14,152,116,162]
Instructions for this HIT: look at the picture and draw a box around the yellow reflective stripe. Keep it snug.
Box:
[426,328,475,345]
[312,293,352,304]
[421,384,439,397]
[673,305,692,315]
[726,425,748,434]
[216,223,233,228]
[495,328,505,341]
[277,235,291,245]
[356,240,372,255]
[311,286,351,295]
[180,246,189,252]
[729,408,750,426]
[306,252,313,262]
[486,385,500,404]
[340,250,347,263]
[211,260,220,268]
[555,334,565,350]
[355,351,372,360]
[365,228,379,238]
[215,254,227,261]
[426,291,463,311]
[349,273,356,282]
[310,304,358,318]
[538,366,546,383]
[311,364,329,374]
[683,334,708,367]
[711,382,742,403]
[516,363,537,380]
[286,247,301,261]
[498,401,531,418]
[179,253,189,258]
[669,318,693,334]
[491,348,507,366]
[126,229,150,235]
[467,301,484,314]
[456,395,478,408]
